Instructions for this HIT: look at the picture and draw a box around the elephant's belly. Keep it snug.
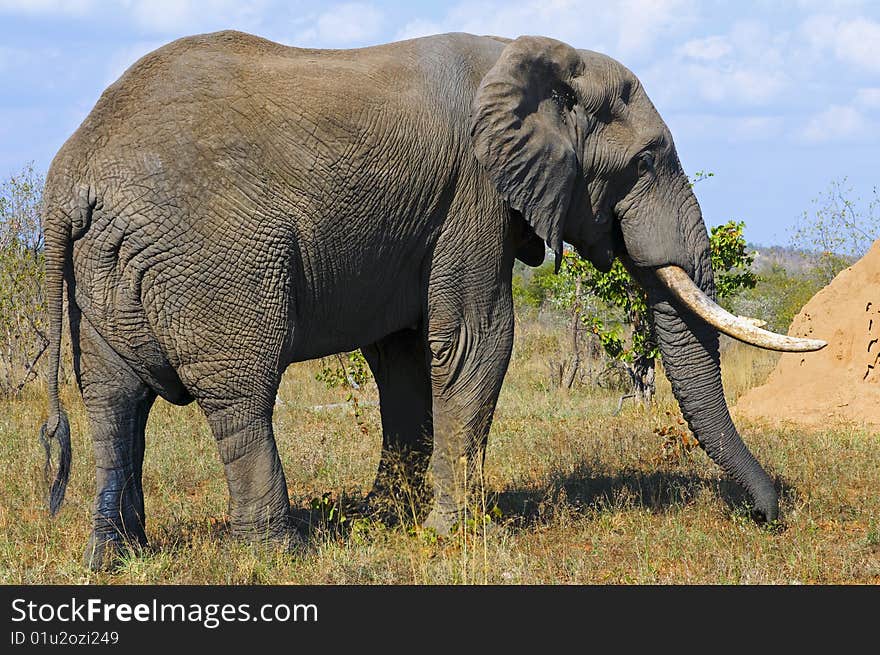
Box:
[286,309,421,363]
[282,237,427,362]
[285,281,423,363]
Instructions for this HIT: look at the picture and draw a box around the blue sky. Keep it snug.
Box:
[1,0,878,246]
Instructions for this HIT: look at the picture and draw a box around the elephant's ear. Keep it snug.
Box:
[471,36,593,270]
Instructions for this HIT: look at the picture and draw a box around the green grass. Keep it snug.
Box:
[1,322,878,584]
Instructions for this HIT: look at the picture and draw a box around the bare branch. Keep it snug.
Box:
[12,339,48,395]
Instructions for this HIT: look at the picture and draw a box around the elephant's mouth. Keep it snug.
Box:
[654,265,826,353]
[574,241,614,273]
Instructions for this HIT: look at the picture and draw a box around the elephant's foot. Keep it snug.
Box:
[421,506,462,537]
[234,527,307,556]
[83,529,148,572]
[421,505,502,538]
[229,506,306,554]
[361,478,429,526]
[276,524,308,555]
[358,490,396,524]
[359,493,408,527]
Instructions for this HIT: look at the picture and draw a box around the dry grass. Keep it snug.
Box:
[1,321,878,584]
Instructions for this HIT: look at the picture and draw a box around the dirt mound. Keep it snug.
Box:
[735,239,880,429]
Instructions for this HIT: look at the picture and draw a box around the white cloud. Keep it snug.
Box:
[801,14,880,73]
[673,63,788,106]
[395,0,697,61]
[799,86,880,144]
[0,44,68,91]
[0,0,271,34]
[732,115,785,140]
[0,0,96,15]
[128,0,200,33]
[800,103,873,143]
[657,14,880,144]
[855,87,880,110]
[834,18,880,72]
[292,3,384,47]
[124,0,268,35]
[665,112,785,143]
[394,17,440,41]
[795,0,871,11]
[678,35,731,61]
[614,0,698,57]
[645,32,791,110]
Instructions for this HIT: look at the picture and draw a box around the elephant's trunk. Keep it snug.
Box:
[649,287,778,520]
[619,172,780,520]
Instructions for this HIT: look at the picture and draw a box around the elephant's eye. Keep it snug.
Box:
[637,152,655,177]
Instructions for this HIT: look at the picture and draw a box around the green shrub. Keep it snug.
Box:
[0,164,47,396]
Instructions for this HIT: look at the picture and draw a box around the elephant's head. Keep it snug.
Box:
[471,35,825,521]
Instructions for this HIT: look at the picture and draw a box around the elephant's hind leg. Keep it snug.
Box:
[79,318,156,571]
[362,327,433,521]
[191,374,296,548]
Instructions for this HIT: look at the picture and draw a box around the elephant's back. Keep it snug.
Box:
[67,30,502,158]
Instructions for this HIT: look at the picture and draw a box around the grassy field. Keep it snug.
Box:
[1,319,878,584]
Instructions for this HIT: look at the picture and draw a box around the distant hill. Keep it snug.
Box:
[746,243,841,275]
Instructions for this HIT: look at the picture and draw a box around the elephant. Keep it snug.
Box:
[39,30,825,570]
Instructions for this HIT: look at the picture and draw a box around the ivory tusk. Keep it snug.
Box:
[655,265,827,353]
[736,316,767,329]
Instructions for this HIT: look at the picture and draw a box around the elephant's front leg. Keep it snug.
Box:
[361,327,434,520]
[423,295,514,535]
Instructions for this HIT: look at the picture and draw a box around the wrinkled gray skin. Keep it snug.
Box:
[41,31,778,570]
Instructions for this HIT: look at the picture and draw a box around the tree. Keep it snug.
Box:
[0,163,47,396]
[710,220,758,301]
[555,254,657,402]
[790,178,880,285]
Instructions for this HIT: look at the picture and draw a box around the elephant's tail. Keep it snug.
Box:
[38,183,93,515]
